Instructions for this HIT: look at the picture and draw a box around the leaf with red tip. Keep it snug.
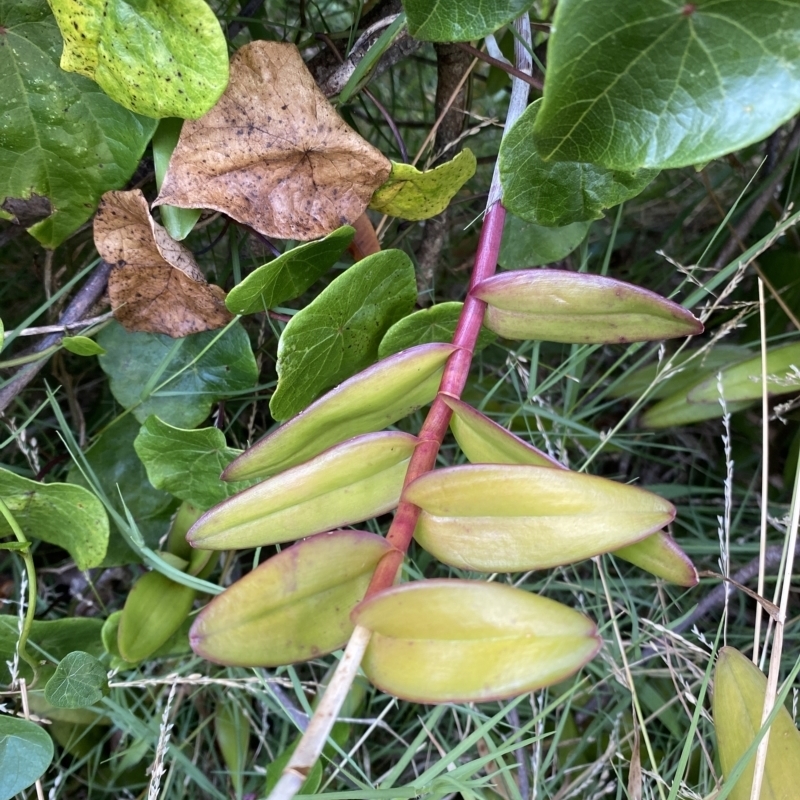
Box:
[473,270,702,344]
[613,532,697,587]
[191,531,392,667]
[188,432,415,550]
[353,580,600,703]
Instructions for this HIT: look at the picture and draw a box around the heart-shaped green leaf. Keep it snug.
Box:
[405,464,675,572]
[613,532,697,587]
[713,646,800,800]
[44,651,107,709]
[499,214,591,269]
[404,0,534,41]
[353,580,600,703]
[189,432,416,550]
[191,531,391,666]
[473,270,702,344]
[223,343,454,481]
[0,716,53,800]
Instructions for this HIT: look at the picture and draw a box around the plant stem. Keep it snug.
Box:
[267,16,533,800]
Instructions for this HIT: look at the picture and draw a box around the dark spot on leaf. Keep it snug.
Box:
[2,194,53,227]
[681,3,696,14]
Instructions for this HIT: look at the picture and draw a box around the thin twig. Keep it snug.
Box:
[453,41,543,91]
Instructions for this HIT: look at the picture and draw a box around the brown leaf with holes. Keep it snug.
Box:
[94,190,233,338]
[152,41,391,241]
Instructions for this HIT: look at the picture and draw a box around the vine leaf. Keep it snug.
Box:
[0,716,54,800]
[499,214,591,269]
[533,0,800,170]
[48,0,229,119]
[154,41,391,240]
[0,0,157,248]
[44,651,107,709]
[270,249,417,421]
[404,0,534,41]
[94,190,232,337]
[369,150,476,220]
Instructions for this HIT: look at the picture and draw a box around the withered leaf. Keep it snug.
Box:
[153,41,391,241]
[94,190,233,338]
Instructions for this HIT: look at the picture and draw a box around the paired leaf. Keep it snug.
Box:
[499,101,657,228]
[155,41,391,240]
[404,0,533,41]
[354,580,600,703]
[473,270,703,344]
[225,226,355,315]
[191,530,391,666]
[44,651,107,708]
[0,468,108,569]
[189,432,415,550]
[369,150,476,220]
[378,303,495,359]
[713,646,800,799]
[533,0,800,170]
[97,321,258,427]
[0,0,157,248]
[499,214,591,269]
[224,343,455,481]
[270,249,417,420]
[0,716,53,800]
[94,190,232,337]
[405,464,675,572]
[49,0,228,118]
[134,416,253,511]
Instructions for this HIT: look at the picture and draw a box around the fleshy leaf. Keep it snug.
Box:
[532,0,800,171]
[62,335,105,356]
[225,226,355,315]
[190,530,392,666]
[640,391,752,429]
[404,0,534,41]
[154,41,391,240]
[0,468,108,570]
[713,646,800,800]
[44,651,107,709]
[473,270,703,344]
[49,0,228,119]
[499,100,657,228]
[369,150,477,220]
[224,343,455,481]
[378,303,495,360]
[188,432,415,550]
[97,321,258,427]
[270,249,417,421]
[498,214,591,269]
[134,416,253,511]
[0,716,54,800]
[613,532,697,587]
[442,397,562,468]
[354,580,600,703]
[405,464,675,572]
[0,0,157,248]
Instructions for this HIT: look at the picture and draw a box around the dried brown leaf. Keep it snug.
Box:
[153,41,391,241]
[94,190,233,337]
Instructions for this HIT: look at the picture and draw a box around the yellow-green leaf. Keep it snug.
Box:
[62,335,105,356]
[354,580,600,703]
[613,532,697,587]
[641,389,753,429]
[369,150,477,220]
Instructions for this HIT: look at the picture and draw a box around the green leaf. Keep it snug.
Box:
[378,302,495,359]
[354,580,600,703]
[405,464,675,572]
[533,0,800,171]
[215,703,250,797]
[499,100,657,227]
[0,467,108,569]
[369,150,477,220]
[0,0,158,248]
[640,390,752,429]
[225,226,355,315]
[713,646,800,800]
[188,432,415,550]
[153,118,201,240]
[134,416,254,511]
[101,609,192,669]
[49,0,228,119]
[191,530,392,666]
[0,715,53,800]
[473,270,703,344]
[498,214,591,269]
[224,343,455,481]
[96,321,258,427]
[44,651,107,708]
[404,0,535,41]
[270,249,417,421]
[62,335,105,356]
[613,532,697,587]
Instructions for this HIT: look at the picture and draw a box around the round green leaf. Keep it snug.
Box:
[44,651,107,708]
[49,0,229,119]
[354,580,600,703]
[499,100,657,228]
[498,214,591,269]
[0,715,53,800]
[404,0,534,41]
[0,0,158,248]
[533,0,800,171]
[62,335,106,356]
